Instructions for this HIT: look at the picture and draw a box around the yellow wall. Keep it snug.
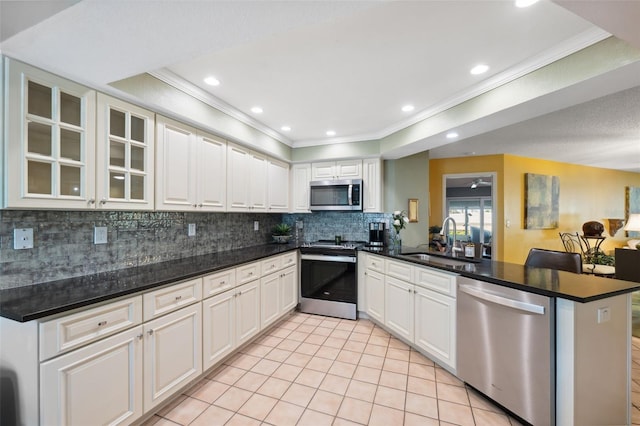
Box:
[430,154,640,264]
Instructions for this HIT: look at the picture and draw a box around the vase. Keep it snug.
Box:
[392,232,402,251]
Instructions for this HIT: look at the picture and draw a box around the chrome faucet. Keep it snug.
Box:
[441,216,462,256]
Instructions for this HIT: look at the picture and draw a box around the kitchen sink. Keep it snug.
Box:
[400,252,478,268]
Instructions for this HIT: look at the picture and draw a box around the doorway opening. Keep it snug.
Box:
[443,173,496,259]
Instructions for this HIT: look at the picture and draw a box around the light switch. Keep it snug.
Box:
[254,221,259,231]
[188,223,196,237]
[597,307,611,323]
[94,227,108,244]
[14,228,34,250]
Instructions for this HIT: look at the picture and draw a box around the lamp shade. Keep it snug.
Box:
[625,214,640,232]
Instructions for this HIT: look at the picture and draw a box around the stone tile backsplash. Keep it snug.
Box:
[0,211,281,289]
[283,212,390,244]
[0,210,392,289]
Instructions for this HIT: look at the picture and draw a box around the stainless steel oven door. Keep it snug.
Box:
[300,254,357,319]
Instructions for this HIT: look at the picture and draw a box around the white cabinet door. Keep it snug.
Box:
[280,266,298,314]
[202,290,236,370]
[268,157,290,212]
[236,280,261,346]
[336,160,362,179]
[4,59,97,209]
[311,162,336,180]
[384,276,414,342]
[414,286,456,371]
[261,272,281,328]
[362,158,382,212]
[40,326,143,426]
[291,163,311,212]
[197,132,226,211]
[155,116,197,210]
[96,93,155,210]
[226,143,251,210]
[249,151,268,211]
[144,303,202,411]
[365,269,385,323]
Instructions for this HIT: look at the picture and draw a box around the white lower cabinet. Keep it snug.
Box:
[143,303,202,411]
[202,290,236,370]
[365,253,457,372]
[365,269,385,323]
[261,272,281,328]
[384,276,414,342]
[235,280,262,347]
[40,325,144,426]
[280,266,298,313]
[414,285,456,370]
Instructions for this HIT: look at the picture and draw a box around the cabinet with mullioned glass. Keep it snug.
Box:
[4,58,96,209]
[96,94,155,210]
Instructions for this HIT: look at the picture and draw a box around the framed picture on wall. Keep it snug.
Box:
[408,198,419,222]
[626,186,640,237]
[524,173,559,229]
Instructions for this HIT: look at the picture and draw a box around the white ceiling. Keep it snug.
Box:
[1,1,639,172]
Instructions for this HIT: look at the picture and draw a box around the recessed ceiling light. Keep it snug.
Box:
[470,64,489,75]
[446,132,459,139]
[281,126,291,132]
[515,0,539,7]
[326,130,336,137]
[251,106,263,114]
[204,76,220,86]
[401,105,415,112]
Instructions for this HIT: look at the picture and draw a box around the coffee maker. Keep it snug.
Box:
[369,222,386,247]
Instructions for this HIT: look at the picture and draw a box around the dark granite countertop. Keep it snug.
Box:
[362,246,640,303]
[0,244,298,322]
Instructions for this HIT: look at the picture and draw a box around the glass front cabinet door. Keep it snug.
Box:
[5,59,96,209]
[96,94,155,210]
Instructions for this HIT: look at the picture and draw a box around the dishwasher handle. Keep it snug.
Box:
[458,284,545,315]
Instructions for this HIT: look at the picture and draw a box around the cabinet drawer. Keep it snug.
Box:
[203,269,236,298]
[386,259,414,282]
[237,262,260,284]
[365,254,385,273]
[281,252,297,269]
[40,296,143,361]
[415,267,457,297]
[261,256,283,276]
[143,278,202,321]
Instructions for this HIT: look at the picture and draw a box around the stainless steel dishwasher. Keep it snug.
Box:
[457,277,554,426]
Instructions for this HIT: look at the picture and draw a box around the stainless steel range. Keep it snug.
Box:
[299,241,361,320]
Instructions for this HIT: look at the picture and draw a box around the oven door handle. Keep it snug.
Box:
[348,184,353,206]
[301,254,357,263]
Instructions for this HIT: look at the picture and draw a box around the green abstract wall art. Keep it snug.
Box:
[525,173,559,229]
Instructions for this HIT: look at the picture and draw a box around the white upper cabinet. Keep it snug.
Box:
[291,163,312,213]
[268,157,290,212]
[4,59,97,209]
[312,159,362,180]
[155,116,226,211]
[227,142,286,212]
[362,158,383,212]
[96,94,155,210]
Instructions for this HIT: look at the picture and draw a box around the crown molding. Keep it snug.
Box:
[149,69,293,147]
[152,27,609,150]
[292,27,610,148]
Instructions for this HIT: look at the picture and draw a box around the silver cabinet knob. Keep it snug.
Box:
[100,198,107,205]
[148,329,154,335]
[137,334,144,340]
[87,198,95,205]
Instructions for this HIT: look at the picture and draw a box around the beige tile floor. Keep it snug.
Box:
[143,312,640,426]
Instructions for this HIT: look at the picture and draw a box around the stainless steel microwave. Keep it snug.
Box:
[309,179,362,211]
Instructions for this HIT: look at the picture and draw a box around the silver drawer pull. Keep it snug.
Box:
[97,321,107,327]
[148,329,154,335]
[137,334,144,340]
[175,295,182,301]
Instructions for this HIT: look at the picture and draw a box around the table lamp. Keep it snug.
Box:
[624,213,640,249]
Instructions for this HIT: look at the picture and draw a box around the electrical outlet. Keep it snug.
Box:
[597,307,611,323]
[188,223,196,237]
[254,221,259,231]
[14,228,34,250]
[94,226,108,244]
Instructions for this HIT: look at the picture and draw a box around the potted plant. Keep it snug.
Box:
[429,225,442,241]
[272,223,292,244]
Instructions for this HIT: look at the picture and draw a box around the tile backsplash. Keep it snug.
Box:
[0,210,392,289]
[283,212,390,244]
[0,210,281,289]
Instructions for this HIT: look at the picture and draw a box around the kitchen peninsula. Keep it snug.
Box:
[2,243,639,425]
